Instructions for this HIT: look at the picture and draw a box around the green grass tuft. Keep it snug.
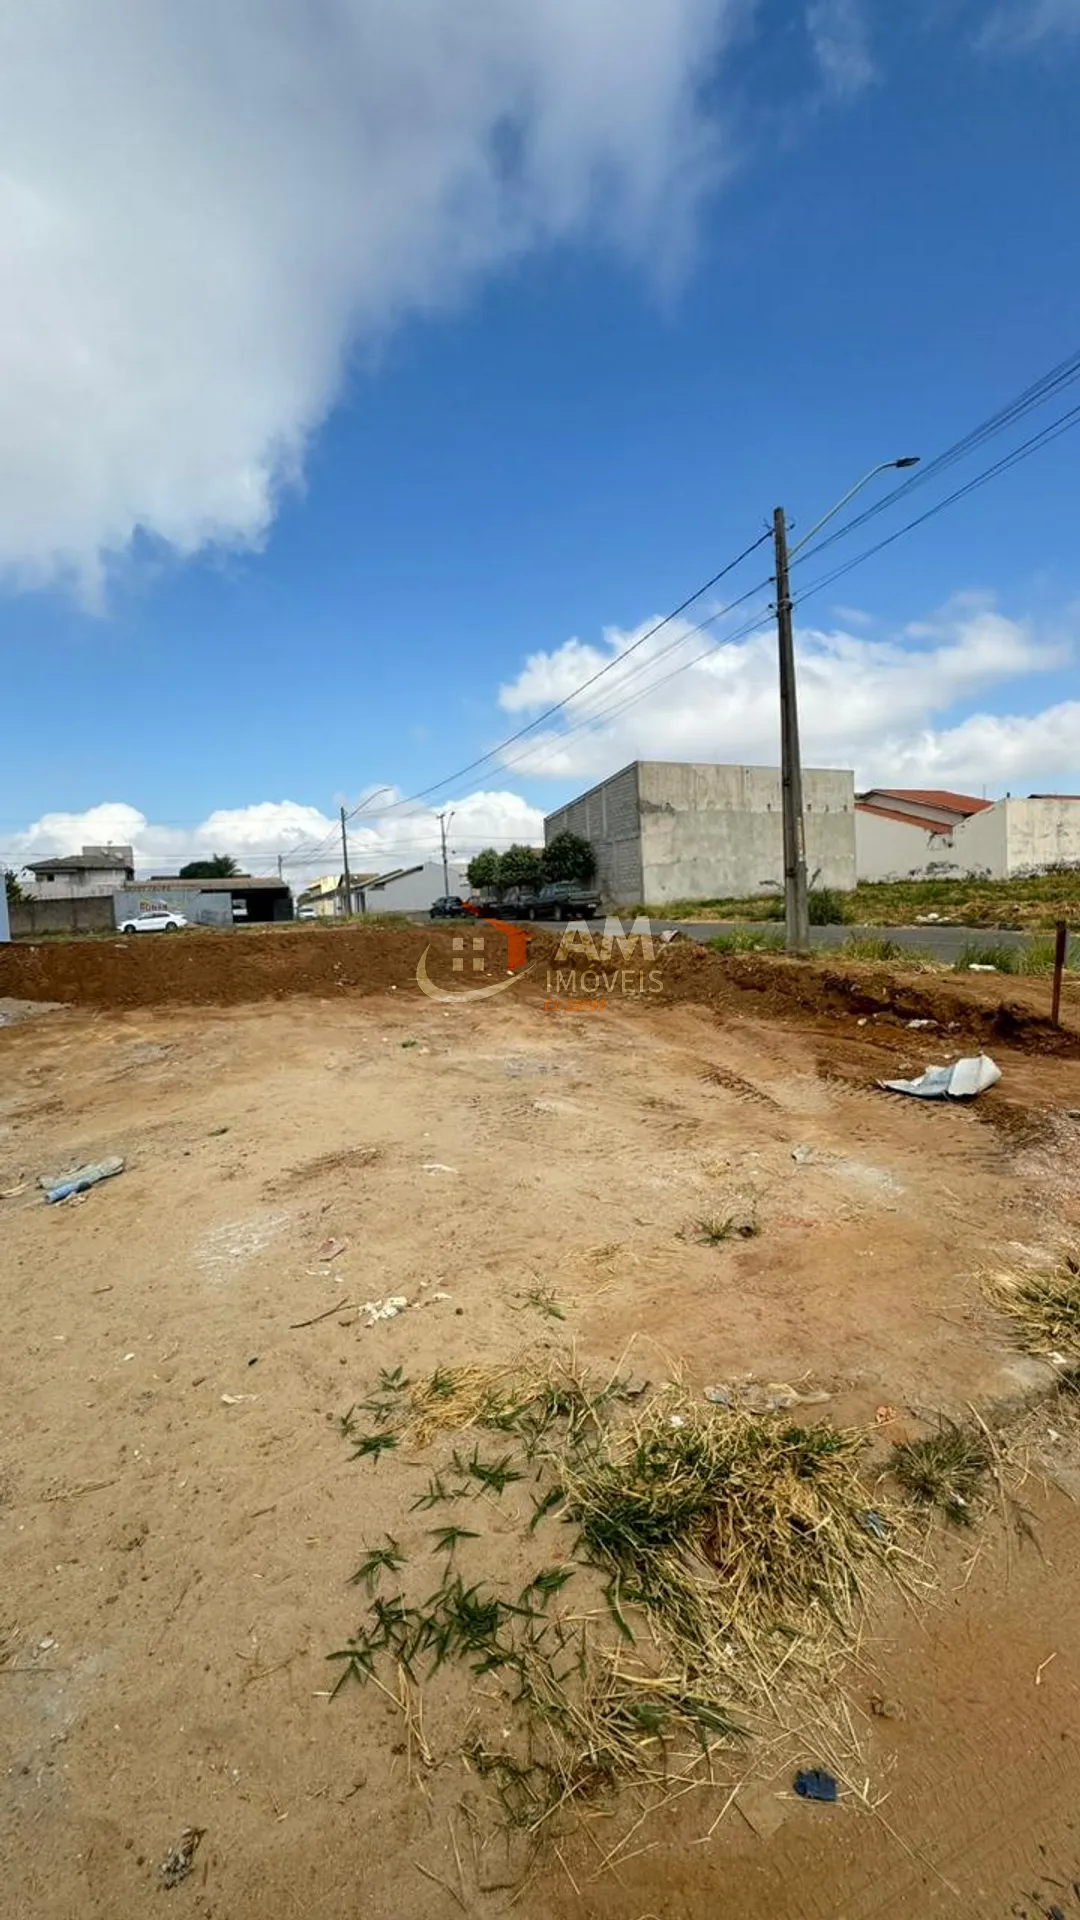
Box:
[707,928,786,954]
[808,888,849,926]
[954,942,1018,973]
[889,1421,991,1526]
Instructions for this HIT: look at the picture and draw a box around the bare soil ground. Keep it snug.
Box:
[3,933,1080,1918]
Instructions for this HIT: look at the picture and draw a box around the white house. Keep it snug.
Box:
[23,843,135,900]
[856,789,1080,881]
[359,861,468,914]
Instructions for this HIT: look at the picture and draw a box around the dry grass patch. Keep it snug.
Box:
[987,1255,1080,1359]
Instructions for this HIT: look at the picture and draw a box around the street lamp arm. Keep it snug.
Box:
[788,456,919,556]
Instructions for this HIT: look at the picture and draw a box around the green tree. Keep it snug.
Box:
[497,844,543,892]
[4,868,24,906]
[466,848,501,891]
[541,831,596,884]
[179,854,242,880]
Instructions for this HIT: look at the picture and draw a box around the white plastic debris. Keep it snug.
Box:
[878,1054,1002,1100]
[362,1295,409,1326]
[968,963,997,973]
[421,1163,457,1175]
[906,1019,935,1029]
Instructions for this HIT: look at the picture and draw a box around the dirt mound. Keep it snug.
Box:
[2,923,1076,1056]
[0,924,461,1009]
[649,939,1080,1056]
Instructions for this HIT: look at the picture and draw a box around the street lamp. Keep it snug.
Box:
[774,456,921,953]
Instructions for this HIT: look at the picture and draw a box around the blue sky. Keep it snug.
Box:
[2,0,1079,879]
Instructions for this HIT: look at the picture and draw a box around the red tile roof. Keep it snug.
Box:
[855,802,956,832]
[869,788,992,816]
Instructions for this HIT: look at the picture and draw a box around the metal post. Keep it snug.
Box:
[340,804,352,918]
[773,507,810,952]
[1052,920,1068,1027]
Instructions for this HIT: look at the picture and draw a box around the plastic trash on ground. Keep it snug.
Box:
[43,1156,125,1204]
[878,1055,1001,1100]
[794,1768,838,1803]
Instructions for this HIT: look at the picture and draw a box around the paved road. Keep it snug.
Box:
[527,919,1034,966]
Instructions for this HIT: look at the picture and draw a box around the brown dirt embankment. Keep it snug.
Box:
[1,924,1077,1056]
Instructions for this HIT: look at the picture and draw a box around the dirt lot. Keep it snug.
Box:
[3,931,1080,1918]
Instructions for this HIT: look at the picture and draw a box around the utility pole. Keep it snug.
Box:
[340,804,352,918]
[437,810,455,897]
[773,507,810,953]
[276,853,283,881]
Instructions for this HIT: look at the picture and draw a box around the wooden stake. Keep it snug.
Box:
[1051,920,1068,1027]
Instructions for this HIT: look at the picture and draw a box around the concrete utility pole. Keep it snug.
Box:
[437,810,455,897]
[340,804,352,918]
[773,507,810,954]
[773,457,920,956]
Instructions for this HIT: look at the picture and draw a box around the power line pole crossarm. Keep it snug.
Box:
[773,506,810,954]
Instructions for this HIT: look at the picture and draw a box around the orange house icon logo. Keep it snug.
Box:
[415,901,532,1002]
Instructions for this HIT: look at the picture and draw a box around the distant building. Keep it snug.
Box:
[297,872,381,917]
[544,761,856,907]
[112,875,292,927]
[297,862,467,917]
[855,789,1080,881]
[24,844,135,900]
[360,861,468,914]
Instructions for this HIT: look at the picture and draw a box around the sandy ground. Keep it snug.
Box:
[4,975,1080,1919]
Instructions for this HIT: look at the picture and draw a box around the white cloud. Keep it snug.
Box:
[980,0,1080,49]
[4,791,545,886]
[805,0,876,93]
[0,0,744,598]
[494,593,1079,790]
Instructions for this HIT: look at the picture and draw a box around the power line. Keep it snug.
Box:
[491,385,1080,784]
[793,397,1080,607]
[326,530,772,834]
[790,346,1080,573]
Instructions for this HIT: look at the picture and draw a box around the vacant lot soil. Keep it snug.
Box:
[3,938,1080,1918]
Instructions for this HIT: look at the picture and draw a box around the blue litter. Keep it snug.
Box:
[858,1509,890,1541]
[794,1768,838,1803]
[43,1156,125,1204]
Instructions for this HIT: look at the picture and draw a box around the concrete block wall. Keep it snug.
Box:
[637,761,855,905]
[1005,800,1080,874]
[8,895,116,938]
[544,764,644,903]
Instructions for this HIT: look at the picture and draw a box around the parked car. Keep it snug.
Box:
[119,909,189,934]
[429,896,469,920]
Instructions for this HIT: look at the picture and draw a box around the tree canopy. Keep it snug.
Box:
[466,848,500,890]
[541,831,596,884]
[497,844,543,891]
[179,854,241,880]
[4,867,24,906]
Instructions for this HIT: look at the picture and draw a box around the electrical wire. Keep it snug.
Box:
[319,530,772,836]
[790,347,1080,573]
[792,397,1080,608]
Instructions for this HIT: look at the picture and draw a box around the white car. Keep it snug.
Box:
[119,909,189,934]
